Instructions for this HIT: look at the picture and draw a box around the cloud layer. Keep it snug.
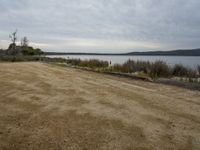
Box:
[0,0,200,52]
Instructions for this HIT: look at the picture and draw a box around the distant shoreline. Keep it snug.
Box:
[44,48,200,56]
[45,53,200,56]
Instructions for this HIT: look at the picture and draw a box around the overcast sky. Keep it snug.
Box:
[0,0,200,53]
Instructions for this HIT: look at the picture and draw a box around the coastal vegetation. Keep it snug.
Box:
[111,60,200,81]
[42,57,200,81]
[0,54,199,82]
[0,30,43,57]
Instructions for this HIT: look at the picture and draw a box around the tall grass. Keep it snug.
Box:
[112,60,151,74]
[113,60,171,78]
[112,59,199,80]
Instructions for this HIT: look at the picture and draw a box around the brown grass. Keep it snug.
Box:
[0,62,200,150]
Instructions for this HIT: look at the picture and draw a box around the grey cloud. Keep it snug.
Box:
[0,0,199,52]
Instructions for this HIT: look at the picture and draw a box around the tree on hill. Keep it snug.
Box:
[21,46,43,56]
[7,30,19,55]
[6,30,43,56]
[9,30,18,50]
[9,29,17,45]
[20,37,43,55]
[21,36,29,47]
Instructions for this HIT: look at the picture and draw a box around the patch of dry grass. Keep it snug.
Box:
[0,62,200,150]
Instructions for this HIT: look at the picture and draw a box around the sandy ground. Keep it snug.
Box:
[0,62,200,150]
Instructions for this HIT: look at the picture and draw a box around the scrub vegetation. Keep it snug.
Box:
[0,55,199,82]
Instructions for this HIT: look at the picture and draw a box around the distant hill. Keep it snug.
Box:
[45,48,200,56]
[126,48,200,56]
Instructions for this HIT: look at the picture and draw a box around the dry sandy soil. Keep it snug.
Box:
[0,62,200,150]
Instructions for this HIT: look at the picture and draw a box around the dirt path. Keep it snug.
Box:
[0,62,200,150]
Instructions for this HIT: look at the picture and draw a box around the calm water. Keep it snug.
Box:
[48,55,200,68]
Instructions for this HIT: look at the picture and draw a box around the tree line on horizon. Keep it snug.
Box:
[0,30,43,56]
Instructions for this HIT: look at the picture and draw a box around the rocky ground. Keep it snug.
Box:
[0,62,200,150]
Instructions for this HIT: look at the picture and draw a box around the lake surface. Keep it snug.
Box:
[48,55,200,68]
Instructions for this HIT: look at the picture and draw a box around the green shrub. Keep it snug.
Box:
[135,61,151,73]
[112,60,151,73]
[197,65,200,76]
[21,46,43,56]
[172,64,189,77]
[112,64,124,72]
[121,59,136,73]
[79,59,109,68]
[149,60,171,78]
[66,59,81,66]
[0,56,43,62]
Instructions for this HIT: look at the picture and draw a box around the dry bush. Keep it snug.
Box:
[149,60,171,79]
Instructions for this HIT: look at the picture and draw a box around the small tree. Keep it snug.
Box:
[21,36,29,47]
[9,29,18,45]
[7,30,18,56]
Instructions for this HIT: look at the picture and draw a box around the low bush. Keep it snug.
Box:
[172,64,189,77]
[66,59,81,66]
[0,56,42,62]
[42,57,68,63]
[112,64,124,72]
[149,61,171,78]
[121,59,136,73]
[135,61,151,74]
[112,60,151,74]
[79,59,109,68]
[197,65,200,76]
[22,47,43,56]
[1,55,199,80]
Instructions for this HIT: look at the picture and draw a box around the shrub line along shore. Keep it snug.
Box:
[54,62,200,91]
[0,55,199,90]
